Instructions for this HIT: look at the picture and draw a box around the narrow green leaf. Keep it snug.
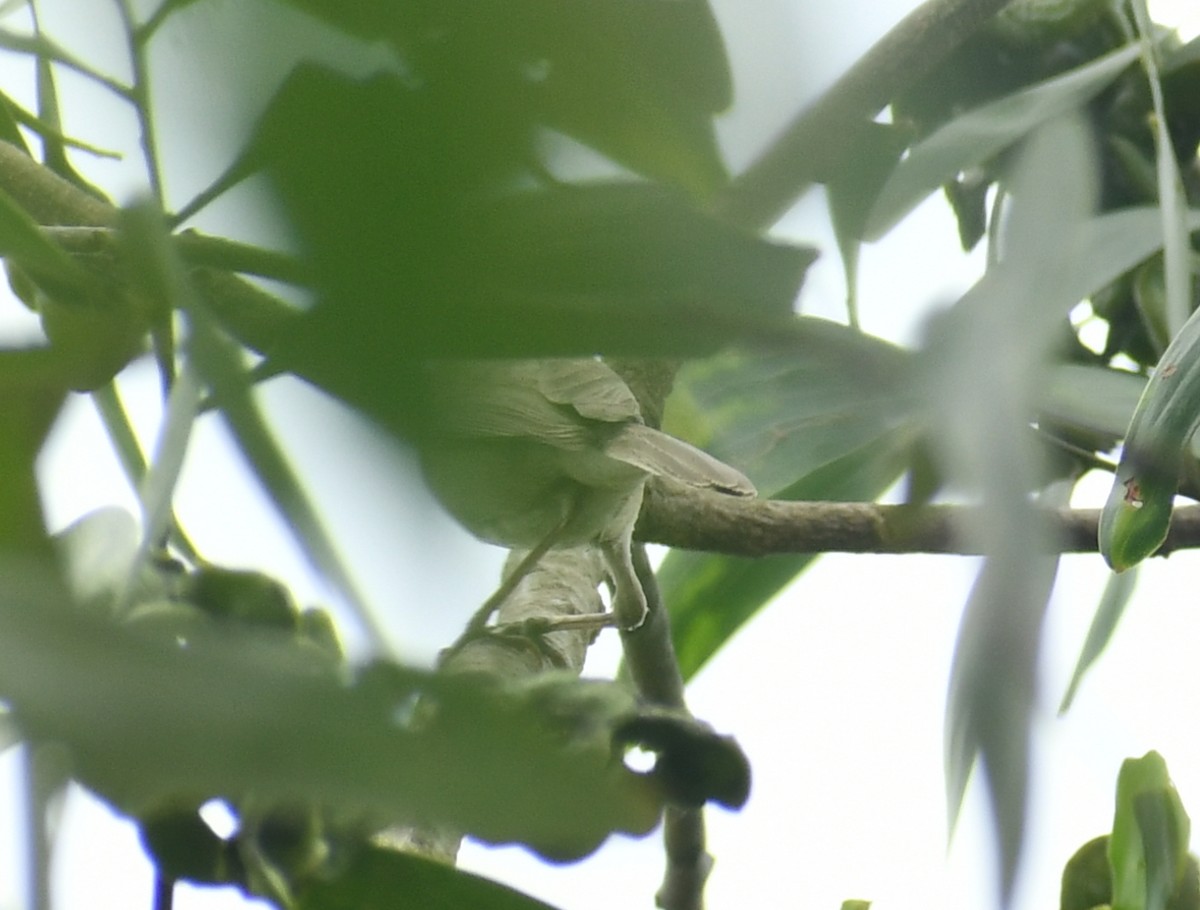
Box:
[1058,567,1139,714]
[865,43,1140,239]
[1130,0,1191,339]
[190,319,392,649]
[825,121,909,325]
[937,115,1097,904]
[1098,292,1200,571]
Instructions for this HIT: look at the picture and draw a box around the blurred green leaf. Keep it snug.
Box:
[271,0,730,193]
[297,843,563,910]
[256,63,812,388]
[0,588,664,861]
[825,121,909,325]
[191,315,390,648]
[938,115,1096,903]
[1058,567,1139,714]
[866,43,1139,239]
[1038,363,1146,443]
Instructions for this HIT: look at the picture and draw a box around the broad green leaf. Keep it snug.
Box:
[659,430,914,681]
[668,323,916,496]
[865,43,1140,239]
[0,589,664,860]
[1110,752,1191,910]
[1058,567,1139,714]
[271,0,731,194]
[256,65,812,372]
[938,116,1096,903]
[297,844,564,910]
[655,325,919,678]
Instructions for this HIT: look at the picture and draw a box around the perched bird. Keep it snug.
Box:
[416,358,755,630]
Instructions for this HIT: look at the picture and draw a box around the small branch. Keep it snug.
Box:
[638,483,1200,558]
[623,546,708,910]
[712,0,1015,230]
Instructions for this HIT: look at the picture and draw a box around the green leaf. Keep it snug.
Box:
[191,317,391,648]
[659,431,914,680]
[272,0,731,194]
[938,115,1097,903]
[256,65,812,372]
[1062,835,1117,910]
[1058,567,1139,714]
[1110,752,1191,910]
[0,591,665,861]
[668,323,916,497]
[824,121,909,325]
[655,326,919,678]
[1038,363,1146,444]
[1129,0,1191,339]
[865,43,1140,239]
[297,843,563,910]
[1098,290,1200,571]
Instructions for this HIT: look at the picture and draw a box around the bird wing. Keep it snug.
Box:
[604,422,755,496]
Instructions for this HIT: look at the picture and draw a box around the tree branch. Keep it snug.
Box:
[638,483,1200,558]
[712,0,1016,230]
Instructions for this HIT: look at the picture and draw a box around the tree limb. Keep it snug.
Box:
[638,482,1200,559]
[712,0,1016,230]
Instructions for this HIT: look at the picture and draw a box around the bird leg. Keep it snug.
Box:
[599,530,648,632]
[460,514,571,639]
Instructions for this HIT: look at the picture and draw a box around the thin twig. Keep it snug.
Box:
[622,546,707,910]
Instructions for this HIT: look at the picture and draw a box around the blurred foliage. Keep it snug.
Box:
[2,1,1200,909]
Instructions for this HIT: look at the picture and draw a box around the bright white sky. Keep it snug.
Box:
[4,2,1200,910]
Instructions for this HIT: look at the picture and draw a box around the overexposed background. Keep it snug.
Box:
[4,2,1200,909]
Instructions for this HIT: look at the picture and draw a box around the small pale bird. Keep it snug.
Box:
[416,358,756,630]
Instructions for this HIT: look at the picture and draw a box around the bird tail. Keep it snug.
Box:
[604,423,756,497]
